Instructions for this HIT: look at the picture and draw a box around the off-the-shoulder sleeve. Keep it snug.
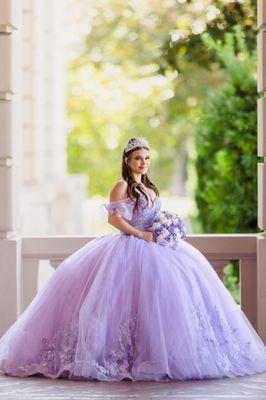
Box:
[99,198,135,221]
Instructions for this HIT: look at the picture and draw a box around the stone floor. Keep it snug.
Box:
[1,373,266,400]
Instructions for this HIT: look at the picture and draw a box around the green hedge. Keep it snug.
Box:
[195,26,258,234]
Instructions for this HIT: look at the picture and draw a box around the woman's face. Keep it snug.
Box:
[126,148,151,174]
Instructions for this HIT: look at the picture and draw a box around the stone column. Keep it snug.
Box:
[257,0,266,342]
[0,0,22,336]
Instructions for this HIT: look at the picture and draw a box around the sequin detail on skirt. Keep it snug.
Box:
[93,314,137,376]
[191,303,257,374]
[17,321,79,375]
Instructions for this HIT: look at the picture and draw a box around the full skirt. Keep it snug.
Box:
[0,232,266,381]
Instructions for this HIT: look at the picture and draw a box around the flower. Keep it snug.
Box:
[151,209,187,249]
[162,228,170,238]
[174,229,182,239]
[157,234,165,243]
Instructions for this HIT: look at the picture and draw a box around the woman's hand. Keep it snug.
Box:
[138,230,154,242]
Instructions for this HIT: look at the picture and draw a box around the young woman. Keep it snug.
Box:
[0,137,266,382]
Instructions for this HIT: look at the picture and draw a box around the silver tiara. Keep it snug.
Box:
[124,137,149,153]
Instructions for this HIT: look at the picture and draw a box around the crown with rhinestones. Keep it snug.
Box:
[124,137,149,153]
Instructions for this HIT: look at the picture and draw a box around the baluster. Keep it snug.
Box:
[19,259,39,315]
[239,257,257,330]
[50,259,63,269]
[209,259,228,281]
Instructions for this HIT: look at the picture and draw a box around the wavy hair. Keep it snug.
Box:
[121,139,159,211]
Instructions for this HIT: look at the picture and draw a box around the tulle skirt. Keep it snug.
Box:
[0,232,266,381]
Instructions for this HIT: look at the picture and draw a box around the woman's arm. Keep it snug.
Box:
[108,213,144,238]
[108,180,144,238]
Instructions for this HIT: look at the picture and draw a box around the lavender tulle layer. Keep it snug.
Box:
[0,232,266,382]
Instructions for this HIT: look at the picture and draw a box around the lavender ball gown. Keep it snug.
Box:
[1,194,266,382]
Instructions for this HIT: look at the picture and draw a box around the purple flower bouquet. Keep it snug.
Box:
[151,210,187,250]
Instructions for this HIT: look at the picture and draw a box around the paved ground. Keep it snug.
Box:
[1,372,266,400]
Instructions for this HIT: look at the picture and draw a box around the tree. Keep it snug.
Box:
[160,0,257,74]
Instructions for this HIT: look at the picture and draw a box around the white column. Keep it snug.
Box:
[43,0,67,179]
[22,0,66,184]
[257,0,266,342]
[0,0,22,335]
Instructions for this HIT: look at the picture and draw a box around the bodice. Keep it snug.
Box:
[100,194,161,231]
[130,195,161,231]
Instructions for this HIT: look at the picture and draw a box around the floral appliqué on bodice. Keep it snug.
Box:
[100,194,161,232]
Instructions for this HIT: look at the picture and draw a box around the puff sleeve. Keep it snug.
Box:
[99,198,135,221]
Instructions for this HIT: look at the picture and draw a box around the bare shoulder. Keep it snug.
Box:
[109,180,128,202]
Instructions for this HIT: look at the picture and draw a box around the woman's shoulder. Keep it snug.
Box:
[100,180,134,221]
[109,180,129,202]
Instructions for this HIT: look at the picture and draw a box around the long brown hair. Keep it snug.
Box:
[121,139,160,211]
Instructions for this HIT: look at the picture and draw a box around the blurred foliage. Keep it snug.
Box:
[223,262,240,304]
[161,0,257,74]
[194,25,258,234]
[67,0,257,198]
[66,0,192,197]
